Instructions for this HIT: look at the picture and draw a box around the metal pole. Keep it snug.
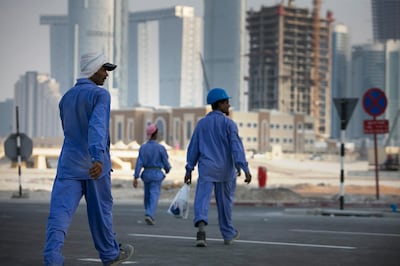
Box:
[373,117,380,200]
[16,106,22,197]
[339,129,345,210]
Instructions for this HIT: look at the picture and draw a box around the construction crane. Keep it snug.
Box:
[311,0,321,135]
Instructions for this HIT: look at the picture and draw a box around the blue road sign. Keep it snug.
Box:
[362,88,387,117]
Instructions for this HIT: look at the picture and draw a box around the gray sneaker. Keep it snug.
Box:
[224,230,240,245]
[109,243,134,266]
[145,216,155,225]
[196,231,207,247]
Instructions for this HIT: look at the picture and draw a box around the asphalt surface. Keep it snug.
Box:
[0,199,399,266]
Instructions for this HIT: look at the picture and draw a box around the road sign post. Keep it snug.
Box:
[362,88,388,200]
[4,106,32,198]
[333,98,358,210]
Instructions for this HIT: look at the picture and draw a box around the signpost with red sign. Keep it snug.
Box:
[363,120,389,134]
[362,88,389,200]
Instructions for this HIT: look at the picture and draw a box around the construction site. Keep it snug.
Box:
[246,0,333,139]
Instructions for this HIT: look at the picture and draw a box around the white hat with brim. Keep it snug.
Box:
[79,52,117,78]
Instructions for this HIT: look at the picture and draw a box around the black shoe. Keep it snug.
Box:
[196,231,207,247]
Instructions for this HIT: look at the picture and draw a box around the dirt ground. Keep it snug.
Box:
[149,179,400,205]
[290,183,400,197]
[1,156,399,205]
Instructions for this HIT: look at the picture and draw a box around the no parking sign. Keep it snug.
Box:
[362,88,389,134]
[362,88,387,117]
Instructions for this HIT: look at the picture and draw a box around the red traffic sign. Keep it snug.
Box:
[363,119,389,134]
[362,88,387,117]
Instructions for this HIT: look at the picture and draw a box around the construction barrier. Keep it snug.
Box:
[257,166,267,188]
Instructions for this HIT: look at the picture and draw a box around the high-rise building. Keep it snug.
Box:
[41,0,129,109]
[128,6,202,108]
[331,24,352,139]
[246,1,333,138]
[348,43,385,140]
[384,40,400,146]
[348,41,400,145]
[13,72,62,138]
[203,0,246,111]
[0,99,14,138]
[39,15,70,93]
[371,0,400,42]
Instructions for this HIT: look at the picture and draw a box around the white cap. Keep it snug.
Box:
[79,51,116,78]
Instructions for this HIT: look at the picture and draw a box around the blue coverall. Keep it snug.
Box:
[134,140,171,220]
[43,78,119,266]
[185,110,250,241]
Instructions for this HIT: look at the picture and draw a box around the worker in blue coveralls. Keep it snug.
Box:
[184,88,252,247]
[43,51,134,266]
[133,123,171,225]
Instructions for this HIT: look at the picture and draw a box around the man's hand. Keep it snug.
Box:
[89,161,103,179]
[133,179,138,188]
[236,166,241,176]
[184,172,192,185]
[244,172,252,184]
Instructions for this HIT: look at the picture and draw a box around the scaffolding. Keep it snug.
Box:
[246,0,333,138]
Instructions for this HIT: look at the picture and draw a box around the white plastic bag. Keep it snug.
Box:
[167,184,190,219]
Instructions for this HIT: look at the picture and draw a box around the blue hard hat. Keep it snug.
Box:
[206,88,230,104]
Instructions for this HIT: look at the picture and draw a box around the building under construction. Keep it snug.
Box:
[246,0,333,138]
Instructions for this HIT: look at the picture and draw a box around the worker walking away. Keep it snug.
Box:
[43,51,134,266]
[133,123,172,225]
[184,88,252,247]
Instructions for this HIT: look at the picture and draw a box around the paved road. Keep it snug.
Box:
[0,200,399,266]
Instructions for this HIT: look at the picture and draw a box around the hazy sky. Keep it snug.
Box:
[0,0,372,102]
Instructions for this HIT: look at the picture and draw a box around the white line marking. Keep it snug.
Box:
[78,258,137,264]
[129,233,355,250]
[78,258,101,262]
[290,229,400,237]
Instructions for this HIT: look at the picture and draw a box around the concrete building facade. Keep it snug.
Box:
[109,107,316,154]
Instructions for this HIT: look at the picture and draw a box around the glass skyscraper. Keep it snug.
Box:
[331,24,352,139]
[128,6,202,108]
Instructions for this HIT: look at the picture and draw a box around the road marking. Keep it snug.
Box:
[290,229,400,237]
[129,233,355,250]
[78,258,136,264]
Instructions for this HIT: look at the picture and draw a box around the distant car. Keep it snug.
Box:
[309,153,323,161]
[382,154,400,171]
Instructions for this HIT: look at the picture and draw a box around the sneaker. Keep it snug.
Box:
[109,243,134,266]
[224,230,240,245]
[145,216,155,225]
[196,231,207,247]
